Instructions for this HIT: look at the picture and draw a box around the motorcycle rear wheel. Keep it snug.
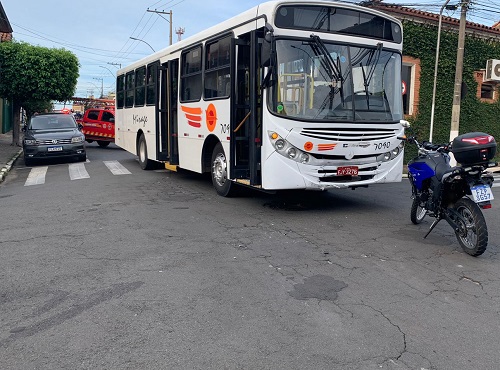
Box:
[410,198,427,224]
[453,197,488,257]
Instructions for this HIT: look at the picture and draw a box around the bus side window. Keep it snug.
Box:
[180,46,202,102]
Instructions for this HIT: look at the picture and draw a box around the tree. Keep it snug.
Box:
[0,41,79,145]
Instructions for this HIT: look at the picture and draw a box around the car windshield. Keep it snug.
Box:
[267,38,403,123]
[29,115,77,130]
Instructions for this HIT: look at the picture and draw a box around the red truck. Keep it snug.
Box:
[77,107,115,147]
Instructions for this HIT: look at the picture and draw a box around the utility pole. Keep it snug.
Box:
[430,0,457,142]
[147,9,173,45]
[449,0,470,164]
[93,77,104,98]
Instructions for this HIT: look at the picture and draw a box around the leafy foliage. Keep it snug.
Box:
[403,22,500,160]
[0,41,79,103]
[0,41,79,144]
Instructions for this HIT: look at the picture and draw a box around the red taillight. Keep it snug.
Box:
[462,135,495,145]
[480,204,492,209]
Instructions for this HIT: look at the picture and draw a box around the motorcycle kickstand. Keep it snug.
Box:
[424,218,441,239]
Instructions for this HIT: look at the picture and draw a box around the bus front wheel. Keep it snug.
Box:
[211,143,235,197]
[138,134,155,170]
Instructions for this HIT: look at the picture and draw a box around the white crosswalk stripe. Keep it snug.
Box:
[103,160,132,175]
[23,161,132,186]
[24,166,48,186]
[69,162,90,180]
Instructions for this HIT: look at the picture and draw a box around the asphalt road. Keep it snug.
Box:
[1,143,500,370]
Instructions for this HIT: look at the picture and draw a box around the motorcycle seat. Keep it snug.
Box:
[439,166,461,183]
[433,161,452,182]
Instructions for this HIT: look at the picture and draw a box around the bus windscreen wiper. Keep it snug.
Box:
[308,35,344,106]
[359,43,383,107]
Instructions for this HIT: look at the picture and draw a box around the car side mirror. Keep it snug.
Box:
[78,123,84,130]
[22,125,27,132]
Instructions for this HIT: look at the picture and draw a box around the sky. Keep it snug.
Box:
[2,0,499,106]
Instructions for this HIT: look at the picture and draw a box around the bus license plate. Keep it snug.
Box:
[337,166,358,176]
[48,146,63,152]
[471,185,494,203]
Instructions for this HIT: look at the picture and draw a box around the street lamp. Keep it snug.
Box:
[99,65,115,78]
[129,37,155,52]
[429,0,458,142]
[107,62,121,69]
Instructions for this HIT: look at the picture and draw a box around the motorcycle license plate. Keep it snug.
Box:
[471,185,494,203]
[337,166,358,176]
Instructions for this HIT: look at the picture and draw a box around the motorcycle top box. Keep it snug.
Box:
[451,132,496,166]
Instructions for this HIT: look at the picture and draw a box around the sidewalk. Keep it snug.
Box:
[0,130,23,183]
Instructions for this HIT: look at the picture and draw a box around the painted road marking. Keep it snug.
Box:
[104,160,132,175]
[69,162,90,180]
[24,166,48,186]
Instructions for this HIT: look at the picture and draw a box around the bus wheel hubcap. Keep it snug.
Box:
[213,153,227,187]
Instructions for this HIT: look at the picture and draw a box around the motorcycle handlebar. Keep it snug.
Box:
[398,136,449,152]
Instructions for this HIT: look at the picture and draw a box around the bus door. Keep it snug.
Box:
[156,60,179,165]
[230,32,261,186]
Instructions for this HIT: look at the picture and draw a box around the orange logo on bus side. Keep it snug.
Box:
[206,103,217,132]
[181,106,202,128]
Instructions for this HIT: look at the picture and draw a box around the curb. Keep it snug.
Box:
[0,149,23,183]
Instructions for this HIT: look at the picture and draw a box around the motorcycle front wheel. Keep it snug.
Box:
[453,197,488,256]
[410,197,427,224]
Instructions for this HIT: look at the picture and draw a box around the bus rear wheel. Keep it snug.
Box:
[211,143,235,197]
[137,134,155,170]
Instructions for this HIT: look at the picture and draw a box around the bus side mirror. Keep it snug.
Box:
[261,42,271,67]
[261,23,274,67]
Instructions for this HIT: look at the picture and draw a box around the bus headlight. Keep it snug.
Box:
[275,139,285,150]
[377,143,404,162]
[268,131,316,165]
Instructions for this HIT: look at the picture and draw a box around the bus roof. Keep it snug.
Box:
[119,0,402,74]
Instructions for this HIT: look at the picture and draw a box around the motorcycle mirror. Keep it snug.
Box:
[400,119,410,128]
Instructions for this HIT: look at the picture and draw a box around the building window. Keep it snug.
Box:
[481,83,494,99]
[402,56,421,117]
[474,71,498,103]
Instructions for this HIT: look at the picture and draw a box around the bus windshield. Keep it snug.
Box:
[268,38,403,123]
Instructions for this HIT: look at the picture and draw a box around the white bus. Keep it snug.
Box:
[115,0,406,196]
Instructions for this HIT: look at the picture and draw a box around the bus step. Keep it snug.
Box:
[164,163,178,172]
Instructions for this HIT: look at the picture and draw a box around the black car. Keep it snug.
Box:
[23,113,86,166]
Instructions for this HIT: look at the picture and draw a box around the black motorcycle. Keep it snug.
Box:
[399,131,496,256]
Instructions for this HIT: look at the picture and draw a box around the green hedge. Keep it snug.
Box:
[402,21,500,161]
